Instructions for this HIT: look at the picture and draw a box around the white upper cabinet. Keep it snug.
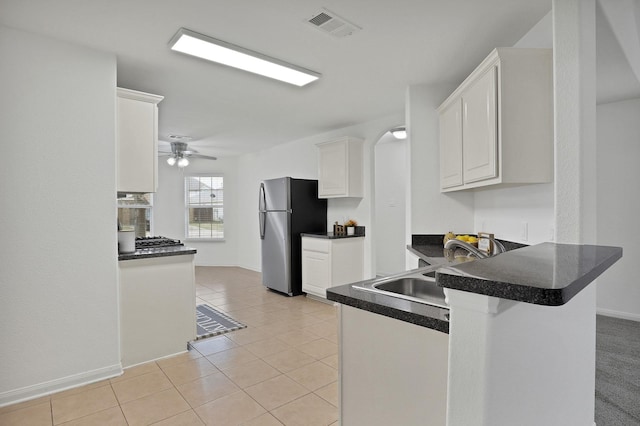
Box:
[462,65,498,184]
[439,99,463,188]
[438,48,553,192]
[117,88,163,193]
[317,137,364,198]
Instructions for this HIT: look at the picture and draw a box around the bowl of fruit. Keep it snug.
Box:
[443,232,478,247]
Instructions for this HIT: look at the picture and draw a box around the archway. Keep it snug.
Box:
[373,128,408,276]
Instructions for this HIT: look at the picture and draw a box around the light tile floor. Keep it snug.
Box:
[0,267,339,426]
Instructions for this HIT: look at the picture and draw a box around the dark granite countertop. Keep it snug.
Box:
[409,234,527,265]
[327,281,449,334]
[410,234,451,260]
[437,242,622,306]
[118,246,197,261]
[301,232,364,239]
[327,235,621,331]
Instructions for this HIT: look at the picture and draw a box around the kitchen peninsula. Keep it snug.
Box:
[327,239,622,426]
[118,240,197,367]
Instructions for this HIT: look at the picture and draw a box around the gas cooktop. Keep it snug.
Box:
[135,236,183,249]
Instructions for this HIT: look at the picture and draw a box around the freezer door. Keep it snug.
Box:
[262,177,290,211]
[261,211,291,294]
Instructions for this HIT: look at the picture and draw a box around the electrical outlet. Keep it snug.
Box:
[521,222,528,242]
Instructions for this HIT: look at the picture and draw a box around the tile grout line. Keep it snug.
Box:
[189,331,337,423]
[5,268,337,425]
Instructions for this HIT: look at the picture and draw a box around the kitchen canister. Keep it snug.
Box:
[118,230,136,253]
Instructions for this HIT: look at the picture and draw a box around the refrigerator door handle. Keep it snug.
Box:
[258,182,266,212]
[259,183,266,239]
[259,212,266,239]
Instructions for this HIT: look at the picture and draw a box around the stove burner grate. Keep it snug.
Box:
[135,236,183,249]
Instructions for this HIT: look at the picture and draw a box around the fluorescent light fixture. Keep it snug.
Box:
[390,127,407,139]
[169,28,320,87]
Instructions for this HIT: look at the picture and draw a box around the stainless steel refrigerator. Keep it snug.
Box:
[259,177,327,296]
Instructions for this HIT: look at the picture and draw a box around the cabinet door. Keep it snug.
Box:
[301,249,330,297]
[462,66,498,184]
[318,141,348,197]
[117,96,157,193]
[439,100,463,189]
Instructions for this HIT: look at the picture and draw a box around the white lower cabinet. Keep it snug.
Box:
[119,254,196,367]
[301,236,364,298]
[339,305,449,426]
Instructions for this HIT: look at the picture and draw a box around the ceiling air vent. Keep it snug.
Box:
[306,8,361,38]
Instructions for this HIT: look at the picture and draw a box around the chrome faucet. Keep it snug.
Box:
[444,239,490,259]
[490,238,507,255]
[444,237,507,259]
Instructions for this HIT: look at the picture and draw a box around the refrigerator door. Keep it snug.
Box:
[262,177,290,211]
[261,211,291,294]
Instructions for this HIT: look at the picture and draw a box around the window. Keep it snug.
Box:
[117,193,152,238]
[185,175,224,239]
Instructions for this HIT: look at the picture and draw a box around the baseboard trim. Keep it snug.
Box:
[123,350,188,370]
[0,363,123,408]
[597,308,640,322]
[305,293,336,306]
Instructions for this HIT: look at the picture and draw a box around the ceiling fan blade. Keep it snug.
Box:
[163,140,216,161]
[190,153,218,160]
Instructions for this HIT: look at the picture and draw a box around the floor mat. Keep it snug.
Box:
[195,304,247,340]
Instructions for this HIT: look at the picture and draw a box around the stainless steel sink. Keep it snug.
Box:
[374,277,444,298]
[352,266,448,309]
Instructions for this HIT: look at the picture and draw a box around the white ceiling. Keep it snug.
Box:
[596,0,640,104]
[2,0,637,158]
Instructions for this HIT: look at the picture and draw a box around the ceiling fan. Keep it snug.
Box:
[158,139,217,168]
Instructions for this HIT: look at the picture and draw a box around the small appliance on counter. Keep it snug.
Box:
[118,229,136,253]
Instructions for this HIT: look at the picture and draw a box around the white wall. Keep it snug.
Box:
[551,2,598,424]
[374,134,407,276]
[596,98,640,321]
[472,11,555,244]
[155,156,239,266]
[0,25,120,405]
[235,113,404,278]
[403,11,559,247]
[406,83,474,268]
[473,184,554,244]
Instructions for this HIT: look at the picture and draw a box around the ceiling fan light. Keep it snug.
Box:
[177,157,189,168]
[167,157,177,166]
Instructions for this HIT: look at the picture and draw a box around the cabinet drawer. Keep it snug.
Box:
[302,237,330,253]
